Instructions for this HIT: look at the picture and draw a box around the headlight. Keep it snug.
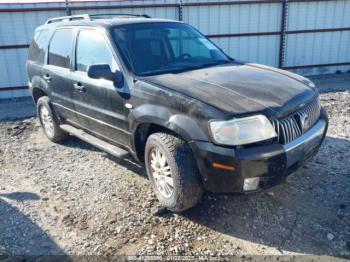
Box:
[209,115,277,146]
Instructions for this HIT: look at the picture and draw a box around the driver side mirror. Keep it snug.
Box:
[87,64,123,87]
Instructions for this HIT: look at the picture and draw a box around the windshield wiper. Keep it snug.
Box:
[197,60,231,68]
[138,60,231,76]
[138,66,193,76]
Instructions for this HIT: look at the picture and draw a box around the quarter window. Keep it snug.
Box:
[28,29,50,64]
[75,30,118,72]
[48,28,74,68]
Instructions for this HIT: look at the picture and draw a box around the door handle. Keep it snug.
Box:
[73,82,86,92]
[43,74,51,81]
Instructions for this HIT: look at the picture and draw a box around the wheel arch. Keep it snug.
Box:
[32,87,48,104]
[29,74,51,104]
[130,105,208,162]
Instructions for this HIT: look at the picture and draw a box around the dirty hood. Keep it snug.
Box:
[141,62,317,118]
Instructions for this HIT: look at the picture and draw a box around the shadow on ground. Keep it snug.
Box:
[0,192,40,201]
[61,135,148,177]
[58,136,101,153]
[0,192,67,257]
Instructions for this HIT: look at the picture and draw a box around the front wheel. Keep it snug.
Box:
[145,132,203,212]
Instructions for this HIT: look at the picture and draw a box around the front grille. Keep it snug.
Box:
[272,98,321,144]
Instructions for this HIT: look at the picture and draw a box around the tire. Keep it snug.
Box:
[145,132,203,212]
[37,96,68,142]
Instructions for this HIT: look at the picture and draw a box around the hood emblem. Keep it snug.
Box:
[299,113,309,132]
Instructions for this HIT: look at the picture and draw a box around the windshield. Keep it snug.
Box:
[112,22,231,76]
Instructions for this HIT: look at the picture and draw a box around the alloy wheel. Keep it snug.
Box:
[149,146,174,198]
[40,106,54,138]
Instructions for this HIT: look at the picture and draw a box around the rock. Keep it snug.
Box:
[327,233,334,241]
[108,219,117,224]
[116,226,122,233]
[148,239,154,245]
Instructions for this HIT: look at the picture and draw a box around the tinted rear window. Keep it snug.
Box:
[48,28,74,68]
[28,29,50,64]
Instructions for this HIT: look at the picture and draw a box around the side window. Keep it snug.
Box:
[75,30,118,73]
[48,28,74,68]
[28,29,50,64]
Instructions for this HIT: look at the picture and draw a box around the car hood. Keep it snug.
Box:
[140,62,317,118]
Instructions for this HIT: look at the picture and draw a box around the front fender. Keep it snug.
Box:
[129,104,208,143]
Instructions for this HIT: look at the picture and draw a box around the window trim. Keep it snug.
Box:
[47,27,76,70]
[74,27,119,74]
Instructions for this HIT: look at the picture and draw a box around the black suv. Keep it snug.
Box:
[27,14,328,211]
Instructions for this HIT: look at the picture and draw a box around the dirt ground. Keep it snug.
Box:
[0,74,349,260]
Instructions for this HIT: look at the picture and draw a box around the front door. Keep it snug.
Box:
[70,28,130,147]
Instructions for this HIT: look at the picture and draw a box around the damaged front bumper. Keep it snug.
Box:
[189,109,328,193]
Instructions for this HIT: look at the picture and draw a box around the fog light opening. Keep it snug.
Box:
[243,177,260,191]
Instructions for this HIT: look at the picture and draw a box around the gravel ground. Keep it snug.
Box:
[0,74,349,260]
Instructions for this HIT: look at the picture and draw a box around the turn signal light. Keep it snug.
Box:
[212,162,236,171]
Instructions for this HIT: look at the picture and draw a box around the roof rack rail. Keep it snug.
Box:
[45,13,151,24]
[46,15,90,24]
[89,13,151,19]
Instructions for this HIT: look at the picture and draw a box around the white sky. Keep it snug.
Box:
[1,0,64,2]
[0,0,112,3]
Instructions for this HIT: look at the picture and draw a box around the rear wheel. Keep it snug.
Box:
[37,96,68,142]
[145,132,203,212]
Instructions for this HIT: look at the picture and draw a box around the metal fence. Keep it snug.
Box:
[0,0,349,98]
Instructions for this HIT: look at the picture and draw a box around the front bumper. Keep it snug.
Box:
[189,109,328,193]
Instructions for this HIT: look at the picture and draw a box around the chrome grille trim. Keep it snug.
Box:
[272,98,321,144]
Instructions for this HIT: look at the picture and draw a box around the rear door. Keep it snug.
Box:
[41,27,79,123]
[70,28,129,147]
